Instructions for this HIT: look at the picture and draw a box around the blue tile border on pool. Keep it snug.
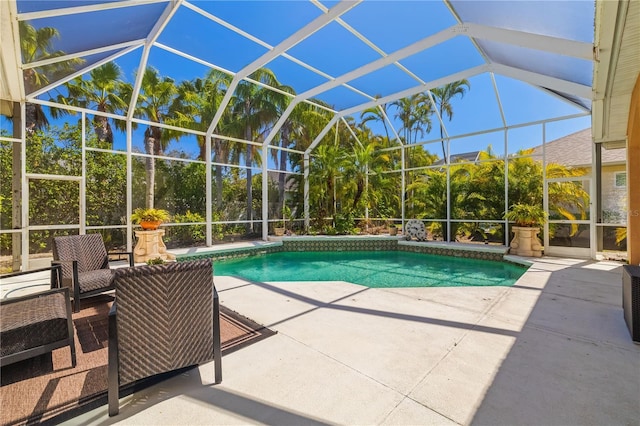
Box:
[397,241,507,262]
[283,238,398,252]
[176,237,520,266]
[176,243,283,262]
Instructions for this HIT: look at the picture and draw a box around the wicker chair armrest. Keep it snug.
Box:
[0,264,61,279]
[0,286,69,306]
[1,264,62,289]
[51,259,79,295]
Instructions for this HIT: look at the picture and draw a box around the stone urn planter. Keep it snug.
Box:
[509,226,543,257]
[504,203,547,258]
[140,220,162,230]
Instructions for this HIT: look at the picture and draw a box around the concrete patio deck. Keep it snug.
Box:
[63,253,639,425]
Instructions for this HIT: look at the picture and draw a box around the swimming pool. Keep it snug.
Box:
[213,250,526,288]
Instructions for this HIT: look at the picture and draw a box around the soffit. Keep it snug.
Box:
[592,0,640,146]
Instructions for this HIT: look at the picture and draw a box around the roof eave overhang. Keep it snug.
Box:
[0,0,22,116]
[592,0,640,146]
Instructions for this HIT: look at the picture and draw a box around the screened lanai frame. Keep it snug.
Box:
[1,0,611,270]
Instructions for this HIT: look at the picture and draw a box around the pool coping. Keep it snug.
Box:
[175,236,523,266]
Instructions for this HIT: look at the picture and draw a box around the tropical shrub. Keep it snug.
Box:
[504,203,547,227]
[168,210,205,245]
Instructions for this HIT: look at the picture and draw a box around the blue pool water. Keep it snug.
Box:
[213,251,526,288]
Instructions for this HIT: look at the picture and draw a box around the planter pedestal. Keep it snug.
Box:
[509,226,543,257]
[134,229,176,263]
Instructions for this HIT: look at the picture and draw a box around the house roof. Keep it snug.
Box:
[531,128,626,167]
[433,151,480,166]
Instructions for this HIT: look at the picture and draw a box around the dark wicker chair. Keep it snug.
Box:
[0,265,76,368]
[52,233,133,312]
[108,259,222,416]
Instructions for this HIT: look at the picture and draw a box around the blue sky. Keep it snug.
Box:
[6,0,593,165]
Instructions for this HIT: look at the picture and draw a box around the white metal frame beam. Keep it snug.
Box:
[206,0,360,137]
[260,24,460,148]
[127,0,182,120]
[339,65,489,119]
[306,115,340,154]
[22,39,144,70]
[299,26,460,102]
[28,44,142,99]
[489,63,592,99]
[17,0,170,21]
[465,22,594,61]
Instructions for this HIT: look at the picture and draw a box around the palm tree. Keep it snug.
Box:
[135,67,180,208]
[309,143,351,224]
[360,96,391,141]
[344,140,379,212]
[392,94,430,144]
[227,68,282,232]
[63,62,130,147]
[20,22,83,131]
[175,69,233,209]
[269,84,296,212]
[10,22,81,271]
[431,80,470,162]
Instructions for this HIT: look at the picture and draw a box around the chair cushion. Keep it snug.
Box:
[0,293,69,357]
[78,269,114,293]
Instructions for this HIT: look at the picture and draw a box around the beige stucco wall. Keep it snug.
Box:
[628,74,640,265]
[601,164,627,223]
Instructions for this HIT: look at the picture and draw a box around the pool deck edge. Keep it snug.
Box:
[173,237,513,264]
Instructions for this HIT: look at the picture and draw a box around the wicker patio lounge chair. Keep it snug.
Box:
[108,259,222,416]
[0,265,76,368]
[52,233,133,312]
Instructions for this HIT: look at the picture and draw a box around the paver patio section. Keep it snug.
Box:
[67,255,639,425]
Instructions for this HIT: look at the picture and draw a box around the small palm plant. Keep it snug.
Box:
[504,203,547,227]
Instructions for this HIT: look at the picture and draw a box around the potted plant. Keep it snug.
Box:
[388,223,398,236]
[274,221,285,236]
[131,208,170,231]
[504,203,547,257]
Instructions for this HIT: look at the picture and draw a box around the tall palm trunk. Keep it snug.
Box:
[24,102,46,133]
[352,180,364,211]
[197,135,206,161]
[327,175,335,218]
[244,110,253,233]
[94,105,113,145]
[439,105,446,163]
[213,139,224,210]
[279,126,290,209]
[144,126,161,208]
